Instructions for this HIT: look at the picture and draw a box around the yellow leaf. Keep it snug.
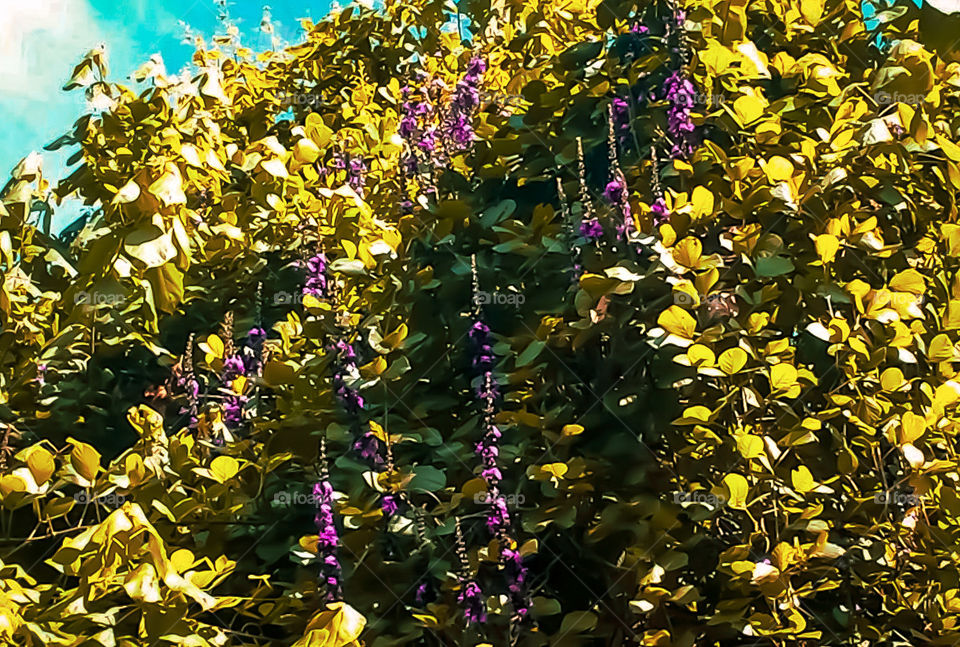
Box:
[296,602,367,647]
[929,334,955,361]
[23,446,55,485]
[733,95,764,125]
[210,456,239,483]
[294,138,321,164]
[686,344,715,367]
[944,300,960,330]
[542,463,568,479]
[124,563,162,603]
[205,334,225,360]
[814,234,840,264]
[737,435,764,459]
[723,473,749,509]
[764,156,794,183]
[791,465,815,493]
[368,420,388,442]
[902,443,925,469]
[657,306,696,339]
[673,237,702,269]
[691,186,714,220]
[900,412,926,444]
[562,424,584,437]
[769,363,798,392]
[800,0,824,25]
[889,269,925,295]
[68,440,101,485]
[718,348,748,374]
[148,163,187,206]
[880,367,904,391]
[937,134,960,162]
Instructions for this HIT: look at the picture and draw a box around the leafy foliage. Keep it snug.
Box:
[4,0,960,644]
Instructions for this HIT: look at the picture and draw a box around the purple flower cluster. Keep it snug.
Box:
[611,97,631,146]
[466,315,531,620]
[458,580,487,625]
[579,218,604,241]
[302,252,328,300]
[331,151,368,197]
[381,494,398,517]
[651,196,670,225]
[443,57,486,152]
[469,320,497,399]
[502,544,530,620]
[243,327,267,376]
[607,105,634,240]
[400,84,438,159]
[220,351,247,428]
[313,480,342,601]
[606,171,633,239]
[662,70,698,158]
[353,431,384,466]
[332,339,364,415]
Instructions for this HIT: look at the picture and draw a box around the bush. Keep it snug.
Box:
[3,0,960,644]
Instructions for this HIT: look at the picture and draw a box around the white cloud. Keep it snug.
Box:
[0,0,107,99]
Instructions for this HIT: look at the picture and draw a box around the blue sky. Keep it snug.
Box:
[0,0,332,231]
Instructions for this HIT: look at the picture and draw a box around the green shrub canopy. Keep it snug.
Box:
[3,0,960,644]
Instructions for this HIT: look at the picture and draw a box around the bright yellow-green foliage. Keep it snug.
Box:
[3,0,960,644]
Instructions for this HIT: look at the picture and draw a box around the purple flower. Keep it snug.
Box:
[332,339,364,415]
[580,218,604,241]
[662,71,699,158]
[651,197,669,225]
[458,580,486,625]
[222,355,245,382]
[381,495,398,517]
[353,432,384,465]
[442,57,486,152]
[303,252,328,300]
[604,178,624,204]
[630,23,649,34]
[35,363,47,386]
[313,480,342,601]
[485,494,511,534]
[415,580,436,605]
[243,327,267,375]
[502,545,531,618]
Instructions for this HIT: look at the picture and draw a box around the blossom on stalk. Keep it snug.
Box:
[459,580,487,625]
[353,431,384,466]
[443,57,486,152]
[381,495,398,517]
[314,478,342,601]
[302,251,328,300]
[332,338,364,415]
[606,105,634,239]
[662,70,697,158]
[651,196,670,225]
